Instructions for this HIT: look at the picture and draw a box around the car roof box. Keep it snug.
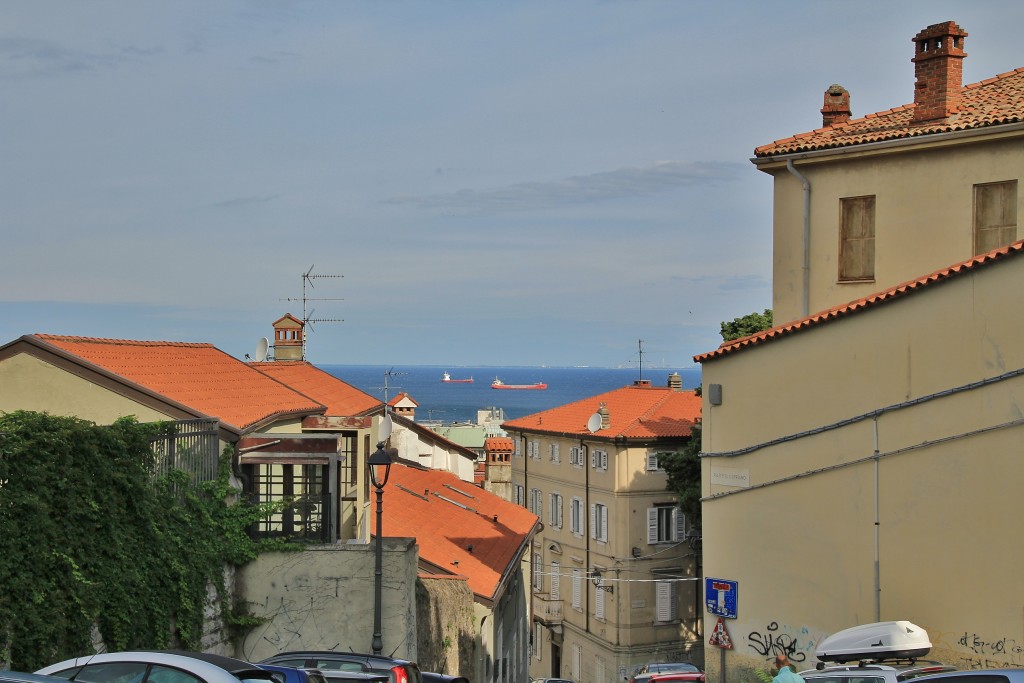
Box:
[815,621,932,664]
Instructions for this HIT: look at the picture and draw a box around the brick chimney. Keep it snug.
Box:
[821,84,851,126]
[911,21,968,123]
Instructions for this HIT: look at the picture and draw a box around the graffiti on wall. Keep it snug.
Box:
[925,625,1024,670]
[746,622,821,663]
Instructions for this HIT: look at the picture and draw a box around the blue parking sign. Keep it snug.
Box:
[705,577,738,618]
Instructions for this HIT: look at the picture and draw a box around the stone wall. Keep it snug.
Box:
[415,576,477,677]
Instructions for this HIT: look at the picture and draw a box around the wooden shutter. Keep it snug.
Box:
[551,561,560,600]
[647,507,659,544]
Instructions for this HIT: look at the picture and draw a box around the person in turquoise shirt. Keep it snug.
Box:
[772,654,802,683]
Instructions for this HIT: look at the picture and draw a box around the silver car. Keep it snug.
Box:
[800,662,956,683]
[37,651,278,683]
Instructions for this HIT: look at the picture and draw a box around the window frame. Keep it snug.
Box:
[974,180,1018,255]
[838,194,876,282]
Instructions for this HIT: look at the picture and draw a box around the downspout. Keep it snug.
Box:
[873,416,881,622]
[786,159,812,318]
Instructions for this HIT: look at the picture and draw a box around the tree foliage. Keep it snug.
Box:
[658,423,702,532]
[0,411,280,671]
[720,309,773,342]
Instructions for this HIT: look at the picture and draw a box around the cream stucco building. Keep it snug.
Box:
[503,377,703,682]
[695,21,1024,683]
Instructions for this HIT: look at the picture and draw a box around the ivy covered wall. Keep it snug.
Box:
[0,411,273,672]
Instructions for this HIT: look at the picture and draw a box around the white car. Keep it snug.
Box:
[37,651,278,683]
[800,662,956,683]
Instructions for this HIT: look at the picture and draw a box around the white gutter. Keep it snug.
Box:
[786,159,811,318]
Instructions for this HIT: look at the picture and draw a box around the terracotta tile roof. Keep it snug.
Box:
[694,239,1024,363]
[389,392,418,407]
[485,437,514,452]
[377,463,539,602]
[502,384,701,439]
[251,361,381,416]
[755,67,1024,157]
[32,335,324,431]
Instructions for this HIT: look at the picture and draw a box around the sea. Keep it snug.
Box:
[321,365,702,423]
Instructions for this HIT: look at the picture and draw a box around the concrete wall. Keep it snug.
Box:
[236,539,420,662]
[699,255,1024,681]
[761,135,1023,324]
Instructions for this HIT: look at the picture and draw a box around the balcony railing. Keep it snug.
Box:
[533,594,563,623]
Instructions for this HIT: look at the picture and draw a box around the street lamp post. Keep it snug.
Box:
[368,414,394,656]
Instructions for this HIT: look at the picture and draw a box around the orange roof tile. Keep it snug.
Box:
[376,463,539,602]
[694,239,1024,363]
[502,383,701,439]
[755,67,1024,157]
[388,392,418,407]
[485,437,514,452]
[32,335,324,431]
[252,361,381,416]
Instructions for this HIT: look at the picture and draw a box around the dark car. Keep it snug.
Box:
[259,652,420,683]
[421,673,469,683]
[257,665,330,683]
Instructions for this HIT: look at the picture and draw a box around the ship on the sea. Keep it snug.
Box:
[441,372,474,383]
[491,377,547,390]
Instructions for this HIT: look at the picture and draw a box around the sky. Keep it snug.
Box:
[2,2,1022,369]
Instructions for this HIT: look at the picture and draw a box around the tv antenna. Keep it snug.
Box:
[280,265,345,360]
[636,339,646,381]
[374,368,406,405]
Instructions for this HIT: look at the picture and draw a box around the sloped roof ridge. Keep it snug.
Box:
[695,239,1024,363]
[35,334,214,348]
[755,66,1024,157]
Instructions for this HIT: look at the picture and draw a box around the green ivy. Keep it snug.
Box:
[0,411,290,672]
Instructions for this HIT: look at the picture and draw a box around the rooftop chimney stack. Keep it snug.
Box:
[911,21,968,123]
[821,84,851,126]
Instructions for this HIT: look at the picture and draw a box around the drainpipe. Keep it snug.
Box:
[873,416,881,622]
[786,159,811,318]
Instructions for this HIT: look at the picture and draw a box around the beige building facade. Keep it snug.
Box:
[504,380,703,682]
[696,21,1024,682]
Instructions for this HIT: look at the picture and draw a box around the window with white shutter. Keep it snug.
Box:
[590,503,608,543]
[569,446,583,467]
[646,450,661,471]
[514,439,522,458]
[532,552,542,590]
[549,493,562,528]
[572,569,582,610]
[595,577,605,620]
[572,644,582,681]
[534,622,542,660]
[591,449,608,471]
[655,579,678,622]
[570,497,584,537]
[550,561,560,601]
[549,443,560,463]
[514,485,524,506]
[648,505,683,544]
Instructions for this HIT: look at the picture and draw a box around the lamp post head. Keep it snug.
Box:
[368,445,394,489]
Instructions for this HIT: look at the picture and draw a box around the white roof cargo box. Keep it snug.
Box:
[815,621,932,663]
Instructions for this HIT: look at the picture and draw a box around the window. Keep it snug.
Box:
[655,578,679,622]
[532,552,543,590]
[534,622,543,660]
[839,195,876,281]
[571,644,582,681]
[646,451,662,472]
[590,503,608,543]
[514,484,524,507]
[572,569,582,610]
[648,505,686,544]
[550,560,560,600]
[569,446,583,467]
[595,576,606,620]
[528,440,540,459]
[530,488,542,519]
[570,497,584,536]
[549,493,563,528]
[974,180,1018,254]
[250,462,328,542]
[549,443,560,464]
[591,449,608,471]
[514,439,522,457]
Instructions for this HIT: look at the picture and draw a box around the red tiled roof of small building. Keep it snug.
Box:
[32,335,324,431]
[502,383,701,439]
[485,437,514,452]
[755,67,1024,157]
[388,392,418,407]
[252,361,381,416]
[694,239,1024,363]
[376,463,539,603]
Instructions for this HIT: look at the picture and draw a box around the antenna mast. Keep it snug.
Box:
[280,265,345,360]
[637,339,646,381]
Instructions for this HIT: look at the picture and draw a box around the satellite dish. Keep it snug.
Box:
[380,412,394,441]
[254,337,270,362]
[587,412,602,433]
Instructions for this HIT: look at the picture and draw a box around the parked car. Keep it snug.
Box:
[1,673,70,683]
[420,673,468,683]
[913,670,1024,683]
[259,651,420,683]
[648,673,705,683]
[800,662,957,683]
[37,651,279,683]
[257,665,330,683]
[530,679,573,683]
[316,673,388,683]
[631,664,703,683]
